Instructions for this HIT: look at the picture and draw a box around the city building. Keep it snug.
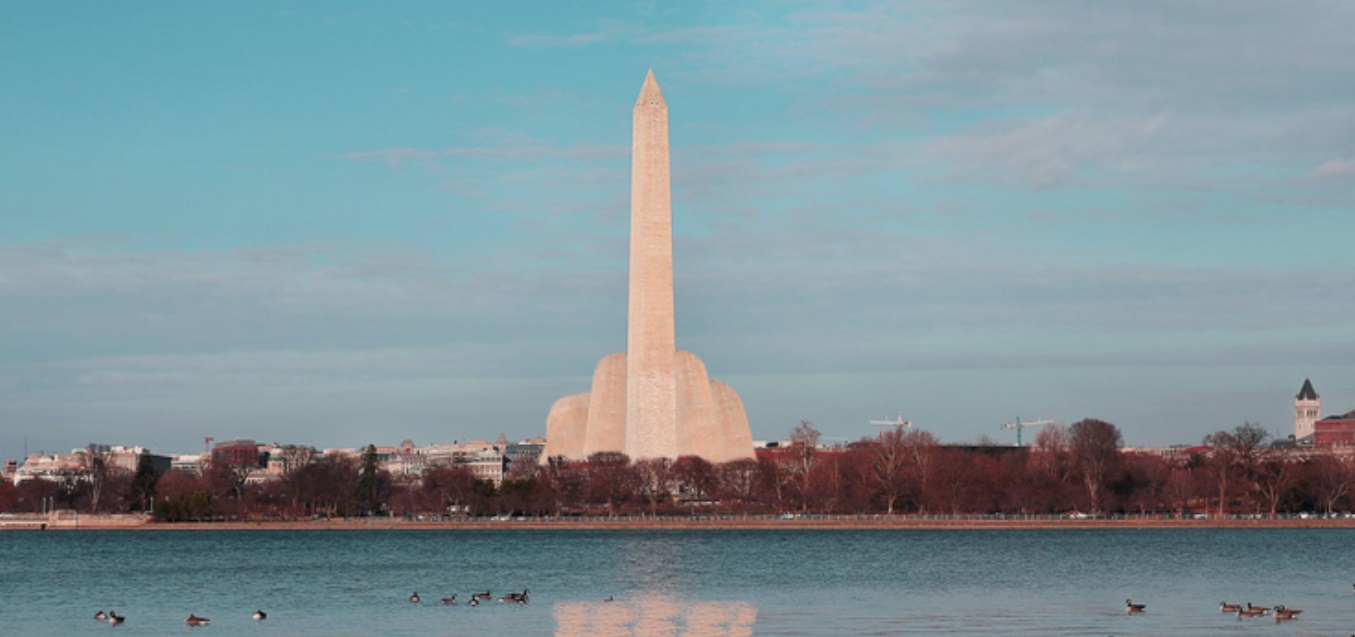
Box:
[1314,410,1355,448]
[170,453,205,474]
[506,437,546,477]
[10,445,170,485]
[211,439,266,467]
[1296,378,1321,441]
[1294,378,1355,448]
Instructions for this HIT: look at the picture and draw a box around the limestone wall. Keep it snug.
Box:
[543,393,590,461]
[625,71,678,461]
[711,381,756,462]
[584,353,628,456]
[675,351,719,459]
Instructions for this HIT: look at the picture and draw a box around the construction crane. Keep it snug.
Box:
[1000,417,1053,447]
[870,412,912,428]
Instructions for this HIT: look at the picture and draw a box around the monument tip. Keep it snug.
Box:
[637,69,664,106]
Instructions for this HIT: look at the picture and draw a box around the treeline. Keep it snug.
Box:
[4,420,1355,520]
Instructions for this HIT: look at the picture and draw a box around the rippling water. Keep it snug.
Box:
[3,528,1353,636]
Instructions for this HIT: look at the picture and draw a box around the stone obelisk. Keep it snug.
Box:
[542,71,755,464]
[625,70,678,459]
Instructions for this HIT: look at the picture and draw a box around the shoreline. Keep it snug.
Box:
[9,514,1355,531]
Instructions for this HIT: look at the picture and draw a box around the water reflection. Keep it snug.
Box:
[555,598,757,637]
[615,534,692,593]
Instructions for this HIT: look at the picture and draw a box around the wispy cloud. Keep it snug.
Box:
[334,141,624,164]
[641,2,1355,192]
[332,148,439,168]
[506,33,607,47]
[1313,157,1355,179]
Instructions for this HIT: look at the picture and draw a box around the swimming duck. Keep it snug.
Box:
[441,594,457,605]
[94,610,108,621]
[1219,601,1240,613]
[1273,605,1302,620]
[1125,599,1146,614]
[253,610,267,621]
[185,614,210,626]
[1236,603,1268,618]
[499,589,529,604]
[468,597,480,607]
[409,592,421,603]
[107,611,125,625]
[472,590,492,602]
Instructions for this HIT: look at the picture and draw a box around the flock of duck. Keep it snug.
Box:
[91,609,266,626]
[1124,598,1304,621]
[1121,581,1355,623]
[409,588,530,606]
[89,590,529,627]
[86,588,1332,628]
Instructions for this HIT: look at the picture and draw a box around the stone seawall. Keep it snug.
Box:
[0,512,153,530]
[10,514,1355,531]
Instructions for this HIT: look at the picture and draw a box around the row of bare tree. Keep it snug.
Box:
[4,420,1354,520]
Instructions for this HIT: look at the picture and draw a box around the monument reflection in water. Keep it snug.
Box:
[553,526,756,637]
[555,599,757,637]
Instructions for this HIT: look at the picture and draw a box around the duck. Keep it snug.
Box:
[1273,605,1302,620]
[107,611,125,625]
[185,614,210,626]
[499,588,529,604]
[1236,603,1268,618]
[253,610,267,621]
[94,610,108,621]
[409,592,421,603]
[604,595,614,603]
[441,594,457,605]
[1125,599,1146,614]
[468,596,480,607]
[472,590,492,602]
[1219,601,1240,613]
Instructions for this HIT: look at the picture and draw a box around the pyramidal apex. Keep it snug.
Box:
[636,69,665,106]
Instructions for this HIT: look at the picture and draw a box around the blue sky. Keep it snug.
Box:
[3,1,1354,460]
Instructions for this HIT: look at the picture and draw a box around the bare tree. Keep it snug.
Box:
[715,459,760,511]
[1307,455,1355,515]
[1162,465,1199,517]
[788,420,821,512]
[903,429,939,512]
[83,445,112,514]
[633,457,675,516]
[422,465,479,515]
[200,457,253,518]
[673,456,718,512]
[927,448,991,514]
[1069,419,1123,514]
[1030,423,1073,483]
[870,427,909,514]
[585,452,634,516]
[1122,455,1170,515]
[1202,422,1269,517]
[539,456,584,517]
[1254,454,1294,517]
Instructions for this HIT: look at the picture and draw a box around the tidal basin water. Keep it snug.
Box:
[4,528,1354,636]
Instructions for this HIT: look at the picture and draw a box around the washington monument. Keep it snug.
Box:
[543,71,755,463]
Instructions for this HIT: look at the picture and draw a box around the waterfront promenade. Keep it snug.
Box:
[6,511,1355,531]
